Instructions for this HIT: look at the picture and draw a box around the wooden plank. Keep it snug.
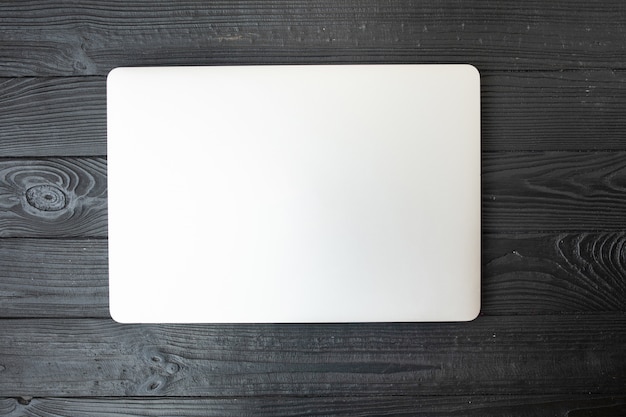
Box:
[0,158,107,238]
[3,233,626,318]
[483,151,626,232]
[0,316,624,396]
[1,1,626,76]
[2,71,626,157]
[0,77,106,157]
[0,239,108,318]
[2,395,626,417]
[483,233,626,314]
[482,70,626,151]
[2,152,626,235]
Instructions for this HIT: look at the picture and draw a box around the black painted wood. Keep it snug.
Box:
[2,0,626,76]
[0,77,106,157]
[483,233,626,314]
[482,70,626,151]
[3,152,626,238]
[2,233,625,318]
[0,158,107,237]
[3,72,626,158]
[0,316,624,397]
[483,152,626,232]
[2,395,626,417]
[0,239,108,318]
[1,0,625,414]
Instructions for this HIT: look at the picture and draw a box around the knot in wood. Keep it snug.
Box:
[25,185,67,211]
[17,396,32,405]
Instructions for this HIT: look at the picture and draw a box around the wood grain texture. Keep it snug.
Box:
[483,233,626,314]
[3,152,625,238]
[2,395,626,417]
[483,152,626,232]
[1,0,625,414]
[3,72,626,157]
[0,158,107,237]
[2,233,625,318]
[0,77,106,157]
[2,0,626,76]
[0,239,108,318]
[0,316,624,396]
[482,70,626,151]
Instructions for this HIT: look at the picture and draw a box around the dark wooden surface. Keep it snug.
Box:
[3,396,626,417]
[1,316,625,396]
[1,1,625,416]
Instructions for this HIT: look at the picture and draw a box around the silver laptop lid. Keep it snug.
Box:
[107,64,480,323]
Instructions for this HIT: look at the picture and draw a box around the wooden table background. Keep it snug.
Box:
[1,1,626,415]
